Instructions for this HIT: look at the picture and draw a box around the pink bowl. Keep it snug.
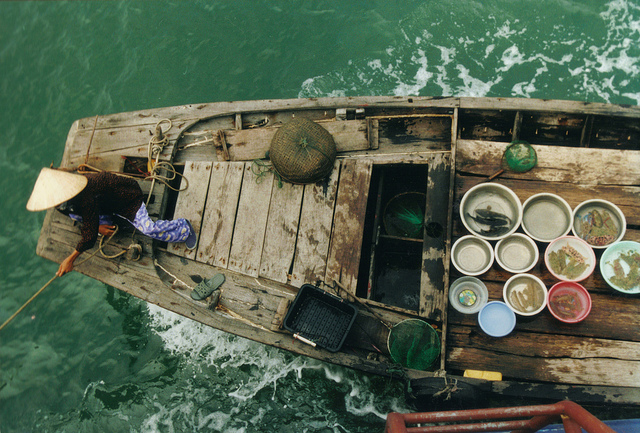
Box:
[547,281,592,323]
[544,236,596,282]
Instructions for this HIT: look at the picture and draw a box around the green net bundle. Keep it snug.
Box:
[504,140,537,173]
[269,118,337,184]
[383,192,426,239]
[388,319,440,370]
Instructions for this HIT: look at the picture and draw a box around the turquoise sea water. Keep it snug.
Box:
[1,1,639,432]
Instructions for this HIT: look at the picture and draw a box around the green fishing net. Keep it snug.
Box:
[504,140,537,173]
[383,192,426,238]
[388,319,440,371]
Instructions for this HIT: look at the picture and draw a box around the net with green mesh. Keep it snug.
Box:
[387,319,440,370]
[383,192,426,239]
[504,140,537,173]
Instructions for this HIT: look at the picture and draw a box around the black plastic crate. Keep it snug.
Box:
[283,284,358,352]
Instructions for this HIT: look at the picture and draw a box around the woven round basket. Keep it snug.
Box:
[269,118,337,184]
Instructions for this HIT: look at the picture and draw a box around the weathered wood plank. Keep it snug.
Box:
[218,119,369,161]
[456,140,640,185]
[325,159,373,294]
[167,161,212,259]
[228,164,274,277]
[449,325,640,361]
[420,153,451,322]
[197,162,244,267]
[290,161,341,288]
[72,97,640,136]
[447,326,640,387]
[376,115,452,152]
[459,97,640,118]
[259,181,304,283]
[64,124,179,168]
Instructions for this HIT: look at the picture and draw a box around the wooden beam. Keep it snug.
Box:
[456,139,640,185]
[420,153,451,322]
[223,119,369,161]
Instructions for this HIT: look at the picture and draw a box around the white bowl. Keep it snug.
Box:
[599,241,640,294]
[544,236,596,282]
[503,273,547,316]
[449,276,489,314]
[572,199,626,249]
[522,193,572,242]
[460,183,522,241]
[495,233,539,273]
[451,235,494,276]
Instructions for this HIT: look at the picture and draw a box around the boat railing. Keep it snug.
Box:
[385,400,616,433]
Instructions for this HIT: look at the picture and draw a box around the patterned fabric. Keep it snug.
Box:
[67,213,114,226]
[129,203,191,243]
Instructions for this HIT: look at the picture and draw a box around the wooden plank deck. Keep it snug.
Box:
[447,139,640,388]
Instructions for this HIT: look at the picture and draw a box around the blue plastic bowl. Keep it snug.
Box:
[478,301,516,337]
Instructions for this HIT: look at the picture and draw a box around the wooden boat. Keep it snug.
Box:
[35,96,640,407]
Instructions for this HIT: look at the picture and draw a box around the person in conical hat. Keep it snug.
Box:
[27,168,197,276]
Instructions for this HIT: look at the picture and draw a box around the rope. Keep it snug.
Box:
[0,227,139,333]
[154,259,193,290]
[251,158,283,188]
[83,115,99,165]
[0,275,58,332]
[145,119,189,206]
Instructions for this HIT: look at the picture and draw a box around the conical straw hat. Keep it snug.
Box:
[26,168,88,211]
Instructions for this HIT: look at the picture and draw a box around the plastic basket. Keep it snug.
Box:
[283,284,358,352]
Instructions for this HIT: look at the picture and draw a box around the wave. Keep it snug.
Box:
[299,0,640,104]
[143,305,408,432]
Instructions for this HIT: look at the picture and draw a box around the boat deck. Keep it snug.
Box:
[36,96,640,404]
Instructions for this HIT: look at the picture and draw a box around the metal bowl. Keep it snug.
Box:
[451,235,494,276]
[460,183,522,241]
[449,276,489,314]
[522,193,572,242]
[544,236,596,282]
[599,241,640,294]
[503,273,547,316]
[572,199,626,249]
[547,281,592,323]
[495,233,539,273]
[478,301,516,337]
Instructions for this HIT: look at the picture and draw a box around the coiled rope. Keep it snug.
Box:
[145,119,188,206]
